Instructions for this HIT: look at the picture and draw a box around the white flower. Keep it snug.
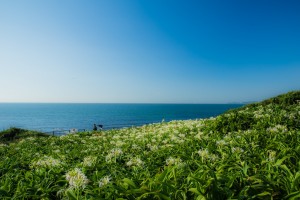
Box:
[111,148,123,156]
[82,156,97,167]
[53,149,61,153]
[105,154,114,163]
[224,135,231,141]
[267,125,288,133]
[231,147,244,153]
[150,145,159,151]
[126,160,133,167]
[216,140,227,147]
[126,157,144,168]
[31,156,62,168]
[99,176,111,188]
[131,144,139,149]
[194,132,204,140]
[197,149,209,159]
[210,154,219,162]
[115,140,125,147]
[66,168,89,189]
[162,139,169,144]
[0,143,8,148]
[151,138,157,143]
[105,148,123,163]
[170,135,178,141]
[26,137,36,141]
[112,135,121,140]
[267,151,276,162]
[165,157,182,166]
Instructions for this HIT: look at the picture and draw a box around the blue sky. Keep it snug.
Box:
[0,0,299,103]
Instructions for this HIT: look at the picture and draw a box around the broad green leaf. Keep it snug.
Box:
[275,156,291,166]
[123,178,137,188]
[189,188,201,195]
[66,190,77,200]
[157,169,169,182]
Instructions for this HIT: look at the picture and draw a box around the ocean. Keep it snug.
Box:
[0,103,243,134]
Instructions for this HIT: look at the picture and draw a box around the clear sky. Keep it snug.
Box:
[0,0,299,103]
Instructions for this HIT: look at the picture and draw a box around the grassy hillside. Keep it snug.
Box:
[0,128,49,144]
[0,91,300,199]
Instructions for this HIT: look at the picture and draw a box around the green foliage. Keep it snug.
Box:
[0,91,300,199]
[0,128,49,143]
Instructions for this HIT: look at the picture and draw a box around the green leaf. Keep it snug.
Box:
[66,190,77,200]
[256,191,271,197]
[189,188,201,195]
[196,195,207,200]
[280,164,293,177]
[283,191,300,200]
[157,169,169,182]
[292,171,300,189]
[189,188,206,200]
[123,178,137,188]
[275,156,291,166]
[157,193,171,200]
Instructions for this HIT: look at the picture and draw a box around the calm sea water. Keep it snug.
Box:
[0,103,243,133]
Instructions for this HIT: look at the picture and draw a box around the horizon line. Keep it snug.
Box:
[0,101,252,104]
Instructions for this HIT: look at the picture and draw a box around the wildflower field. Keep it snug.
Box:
[1,91,300,199]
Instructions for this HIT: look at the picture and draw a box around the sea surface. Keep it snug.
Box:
[0,103,243,134]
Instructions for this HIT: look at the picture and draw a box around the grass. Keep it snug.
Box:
[0,127,49,143]
[0,91,300,199]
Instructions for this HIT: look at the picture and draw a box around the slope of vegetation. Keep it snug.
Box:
[0,91,300,199]
[0,127,49,144]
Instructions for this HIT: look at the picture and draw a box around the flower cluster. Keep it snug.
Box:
[165,157,182,166]
[31,156,62,169]
[147,143,159,151]
[66,168,89,189]
[82,156,97,167]
[231,147,244,154]
[105,148,123,163]
[197,149,209,159]
[267,150,276,162]
[0,143,8,148]
[267,125,288,133]
[98,176,111,188]
[126,157,144,168]
[216,139,227,147]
